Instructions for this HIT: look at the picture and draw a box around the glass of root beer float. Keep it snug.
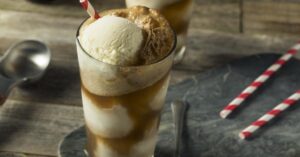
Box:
[76,6,176,157]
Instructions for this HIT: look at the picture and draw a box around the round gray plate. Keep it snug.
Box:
[59,54,300,157]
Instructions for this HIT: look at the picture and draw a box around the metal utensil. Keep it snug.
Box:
[0,40,51,104]
[171,100,188,157]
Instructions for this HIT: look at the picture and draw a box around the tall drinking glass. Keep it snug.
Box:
[76,18,176,157]
[126,0,193,63]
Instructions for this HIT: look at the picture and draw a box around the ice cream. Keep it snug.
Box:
[79,16,144,66]
[79,6,174,66]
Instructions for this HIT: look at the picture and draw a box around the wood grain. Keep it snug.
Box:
[0,10,81,44]
[0,152,53,157]
[0,100,84,156]
[244,1,300,37]
[191,1,240,33]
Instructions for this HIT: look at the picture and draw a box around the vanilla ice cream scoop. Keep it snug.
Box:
[79,16,144,66]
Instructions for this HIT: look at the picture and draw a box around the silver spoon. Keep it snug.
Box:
[0,40,51,104]
[171,100,188,157]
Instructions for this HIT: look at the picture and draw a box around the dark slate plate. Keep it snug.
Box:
[59,54,300,157]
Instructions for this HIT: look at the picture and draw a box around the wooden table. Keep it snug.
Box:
[0,0,298,157]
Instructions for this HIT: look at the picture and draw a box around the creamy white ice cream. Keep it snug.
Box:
[82,91,133,138]
[79,16,144,66]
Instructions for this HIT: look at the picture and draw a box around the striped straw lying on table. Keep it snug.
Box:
[220,41,300,119]
[239,90,300,139]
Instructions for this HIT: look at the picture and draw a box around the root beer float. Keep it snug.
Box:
[76,5,176,157]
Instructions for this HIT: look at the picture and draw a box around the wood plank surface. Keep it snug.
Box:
[191,0,240,33]
[0,10,80,44]
[0,100,84,156]
[244,0,300,37]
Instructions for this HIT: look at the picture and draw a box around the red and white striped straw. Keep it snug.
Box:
[80,0,100,19]
[239,90,300,139]
[220,41,300,119]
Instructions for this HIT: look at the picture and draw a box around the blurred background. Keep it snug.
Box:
[1,0,299,38]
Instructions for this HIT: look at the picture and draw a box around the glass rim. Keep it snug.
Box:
[76,17,177,68]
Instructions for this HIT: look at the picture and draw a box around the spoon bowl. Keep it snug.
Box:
[0,40,51,82]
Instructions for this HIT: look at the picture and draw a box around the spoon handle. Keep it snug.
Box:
[171,100,187,157]
[0,74,15,105]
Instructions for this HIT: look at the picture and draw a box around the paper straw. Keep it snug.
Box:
[80,0,100,19]
[239,90,300,139]
[220,41,300,119]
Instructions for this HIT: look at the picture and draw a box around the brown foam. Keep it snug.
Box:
[82,74,169,156]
